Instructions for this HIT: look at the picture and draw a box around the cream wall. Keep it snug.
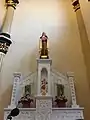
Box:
[0,0,90,120]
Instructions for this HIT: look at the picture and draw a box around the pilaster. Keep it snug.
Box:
[9,72,21,108]
[67,72,79,108]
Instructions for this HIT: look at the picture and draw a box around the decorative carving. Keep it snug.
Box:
[0,42,8,54]
[36,97,52,120]
[4,109,36,120]
[51,108,84,120]
[0,33,12,54]
[5,0,19,9]
[72,0,80,12]
[4,107,84,120]
[11,73,21,106]
[67,72,78,107]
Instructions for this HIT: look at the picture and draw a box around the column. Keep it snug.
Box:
[72,0,90,89]
[67,72,79,108]
[0,0,19,97]
[37,61,41,95]
[48,66,51,95]
[0,0,19,55]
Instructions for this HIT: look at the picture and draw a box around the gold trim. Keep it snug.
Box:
[5,0,17,9]
[0,42,8,53]
[40,55,48,58]
[72,0,80,12]
[47,40,49,49]
[74,4,80,12]
[39,39,42,49]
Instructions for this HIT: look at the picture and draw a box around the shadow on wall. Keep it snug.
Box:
[0,85,12,120]
[76,10,90,90]
[17,48,37,75]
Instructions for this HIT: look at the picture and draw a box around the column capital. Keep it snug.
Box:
[67,72,74,77]
[72,0,80,12]
[0,33,12,54]
[13,72,22,78]
[5,0,19,9]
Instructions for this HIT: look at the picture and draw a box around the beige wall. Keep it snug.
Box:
[79,0,90,42]
[0,0,90,120]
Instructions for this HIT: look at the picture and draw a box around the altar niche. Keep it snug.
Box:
[25,85,31,95]
[57,84,64,97]
[53,84,68,108]
[17,85,35,108]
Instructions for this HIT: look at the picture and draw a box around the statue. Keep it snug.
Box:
[39,32,49,59]
[41,78,48,95]
[17,93,34,108]
[5,0,19,4]
[54,93,67,107]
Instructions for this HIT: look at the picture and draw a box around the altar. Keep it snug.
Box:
[4,33,84,120]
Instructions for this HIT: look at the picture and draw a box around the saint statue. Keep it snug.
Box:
[17,92,34,108]
[39,32,49,59]
[41,78,48,95]
[54,93,67,107]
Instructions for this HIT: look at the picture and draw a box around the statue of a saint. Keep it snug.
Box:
[54,94,67,107]
[17,93,34,108]
[41,78,48,95]
[39,32,49,59]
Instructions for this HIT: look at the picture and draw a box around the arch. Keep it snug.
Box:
[41,67,48,78]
